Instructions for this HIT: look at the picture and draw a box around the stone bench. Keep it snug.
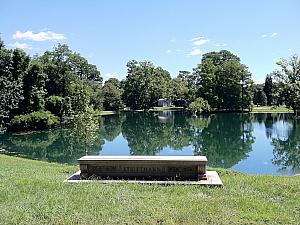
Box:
[78,156,208,181]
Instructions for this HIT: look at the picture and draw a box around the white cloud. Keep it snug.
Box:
[261,33,278,38]
[170,39,175,42]
[270,32,278,37]
[13,30,66,41]
[188,48,202,56]
[104,72,119,80]
[191,37,209,46]
[8,42,32,49]
[166,50,172,53]
[214,43,227,47]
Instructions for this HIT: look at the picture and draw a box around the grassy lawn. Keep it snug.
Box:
[252,106,292,113]
[97,110,118,116]
[149,107,184,112]
[0,154,299,224]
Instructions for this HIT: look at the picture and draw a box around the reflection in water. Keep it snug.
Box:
[193,114,254,168]
[0,129,104,164]
[0,112,299,175]
[270,118,300,174]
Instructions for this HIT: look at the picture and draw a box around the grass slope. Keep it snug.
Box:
[252,106,292,113]
[0,154,299,224]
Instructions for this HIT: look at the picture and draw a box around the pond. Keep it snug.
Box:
[0,112,299,175]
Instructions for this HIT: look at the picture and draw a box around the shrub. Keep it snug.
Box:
[45,96,64,117]
[188,97,211,114]
[10,111,59,131]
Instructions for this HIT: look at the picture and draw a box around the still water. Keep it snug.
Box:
[1,112,299,175]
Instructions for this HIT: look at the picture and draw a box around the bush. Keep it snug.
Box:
[45,96,64,117]
[188,97,211,114]
[10,111,59,131]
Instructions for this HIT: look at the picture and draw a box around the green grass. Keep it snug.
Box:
[0,154,299,224]
[97,110,118,116]
[149,106,184,112]
[252,106,292,113]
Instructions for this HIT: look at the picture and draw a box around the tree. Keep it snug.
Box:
[188,97,211,115]
[39,44,102,113]
[178,70,198,104]
[194,50,253,111]
[253,88,267,106]
[123,60,172,110]
[170,77,189,105]
[22,61,47,113]
[0,41,26,131]
[263,74,274,106]
[102,78,124,111]
[272,55,300,116]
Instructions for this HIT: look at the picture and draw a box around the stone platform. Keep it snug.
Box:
[64,156,223,186]
[64,170,223,186]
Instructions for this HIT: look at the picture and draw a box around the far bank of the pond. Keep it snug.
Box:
[0,154,299,224]
[98,106,293,116]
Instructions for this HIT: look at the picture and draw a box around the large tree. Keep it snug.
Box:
[194,50,253,111]
[177,70,197,104]
[0,41,29,131]
[253,87,267,106]
[272,55,300,116]
[39,44,102,113]
[102,78,124,111]
[123,60,172,110]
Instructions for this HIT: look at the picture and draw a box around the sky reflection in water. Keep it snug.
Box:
[1,112,299,175]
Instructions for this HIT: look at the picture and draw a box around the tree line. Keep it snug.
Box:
[1,37,299,132]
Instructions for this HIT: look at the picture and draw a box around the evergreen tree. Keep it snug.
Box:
[263,74,273,106]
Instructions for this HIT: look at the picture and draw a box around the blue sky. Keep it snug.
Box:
[1,0,299,83]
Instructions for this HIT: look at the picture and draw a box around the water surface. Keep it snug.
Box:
[1,112,299,175]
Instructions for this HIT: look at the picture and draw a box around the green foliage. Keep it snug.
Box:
[0,43,27,131]
[263,74,274,106]
[177,70,198,104]
[188,97,211,114]
[45,95,64,117]
[10,111,59,131]
[271,54,300,115]
[170,77,189,104]
[194,50,253,110]
[22,61,47,113]
[68,106,100,153]
[123,60,172,110]
[253,88,267,106]
[102,78,124,110]
[39,44,102,113]
[0,38,103,132]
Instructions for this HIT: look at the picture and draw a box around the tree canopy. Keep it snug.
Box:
[194,50,253,111]
[271,55,300,115]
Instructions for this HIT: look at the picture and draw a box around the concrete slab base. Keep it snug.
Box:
[64,170,223,186]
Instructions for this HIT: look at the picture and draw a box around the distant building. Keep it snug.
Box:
[157,98,172,107]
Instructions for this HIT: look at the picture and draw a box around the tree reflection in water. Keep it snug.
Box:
[268,114,300,174]
[0,112,299,173]
[192,114,254,168]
